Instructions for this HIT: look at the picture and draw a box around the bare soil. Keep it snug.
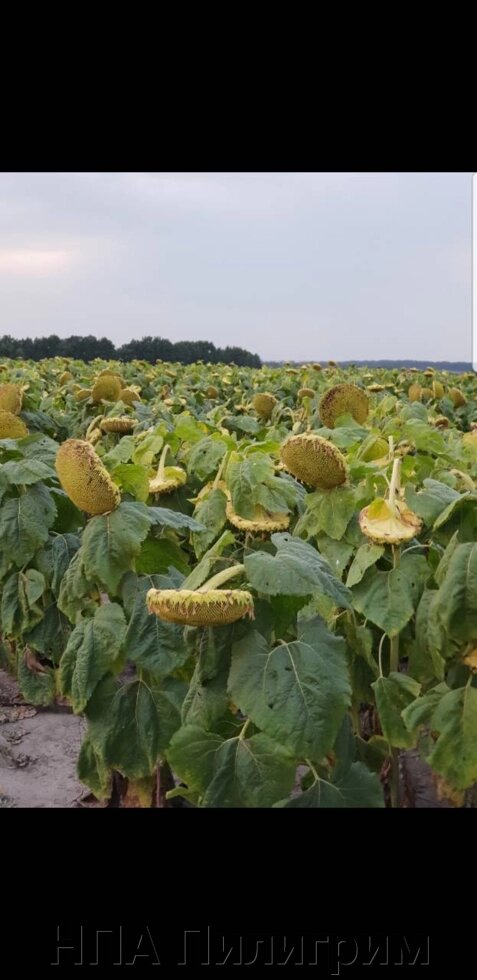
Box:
[0,669,85,808]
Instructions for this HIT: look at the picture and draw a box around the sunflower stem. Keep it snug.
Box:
[157,442,171,480]
[196,564,246,593]
[388,457,401,514]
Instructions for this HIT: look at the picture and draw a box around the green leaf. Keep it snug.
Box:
[112,463,150,502]
[167,724,224,794]
[402,420,445,455]
[36,533,81,595]
[428,542,477,646]
[0,483,56,566]
[427,685,477,790]
[372,672,421,748]
[316,533,354,580]
[433,493,477,531]
[342,615,378,675]
[182,530,235,591]
[18,655,56,706]
[173,416,208,444]
[89,677,185,778]
[282,762,384,808]
[410,590,446,684]
[81,501,152,595]
[187,437,228,481]
[405,480,460,527]
[136,536,189,576]
[147,506,205,532]
[346,543,384,588]
[295,486,356,541]
[202,732,296,808]
[1,458,56,485]
[124,576,190,678]
[0,470,8,505]
[229,616,351,760]
[59,604,127,712]
[351,554,429,638]
[401,682,449,733]
[50,489,83,533]
[24,603,71,664]
[1,569,46,637]
[181,623,237,731]
[103,435,136,465]
[77,735,112,801]
[226,452,274,519]
[244,533,351,606]
[191,488,228,559]
[57,551,98,623]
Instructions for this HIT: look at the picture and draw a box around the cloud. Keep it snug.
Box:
[0,172,472,360]
[0,248,76,276]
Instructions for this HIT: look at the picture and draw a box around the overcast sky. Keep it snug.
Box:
[0,172,472,362]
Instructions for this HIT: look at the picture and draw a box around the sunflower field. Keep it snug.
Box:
[1,356,476,807]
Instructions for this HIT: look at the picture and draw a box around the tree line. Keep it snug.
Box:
[0,334,262,368]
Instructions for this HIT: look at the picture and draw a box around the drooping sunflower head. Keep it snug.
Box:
[297,387,315,400]
[146,588,254,626]
[0,410,28,439]
[75,388,92,402]
[319,384,369,428]
[100,416,136,434]
[280,433,347,489]
[59,371,73,385]
[91,375,122,403]
[448,387,467,408]
[0,383,23,415]
[252,392,278,420]
[357,434,389,463]
[149,467,187,495]
[359,498,422,545]
[55,438,121,515]
[408,384,422,402]
[120,387,142,406]
[225,495,290,533]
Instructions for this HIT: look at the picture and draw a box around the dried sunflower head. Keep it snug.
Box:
[225,496,290,533]
[0,383,22,415]
[100,416,135,434]
[149,466,187,494]
[253,392,278,420]
[55,438,121,515]
[146,588,254,626]
[0,410,28,439]
[319,384,369,428]
[280,433,347,489]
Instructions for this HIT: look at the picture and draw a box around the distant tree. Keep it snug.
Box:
[0,333,262,366]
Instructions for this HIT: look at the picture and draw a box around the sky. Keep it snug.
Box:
[0,172,473,362]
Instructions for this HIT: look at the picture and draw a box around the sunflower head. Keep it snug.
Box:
[146,588,254,626]
[280,433,347,489]
[253,392,278,420]
[319,384,369,428]
[359,498,422,545]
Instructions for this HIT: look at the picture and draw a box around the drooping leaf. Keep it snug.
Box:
[124,575,190,678]
[59,603,127,712]
[372,672,421,748]
[0,483,57,566]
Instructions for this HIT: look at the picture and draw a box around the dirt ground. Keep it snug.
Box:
[0,669,86,808]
